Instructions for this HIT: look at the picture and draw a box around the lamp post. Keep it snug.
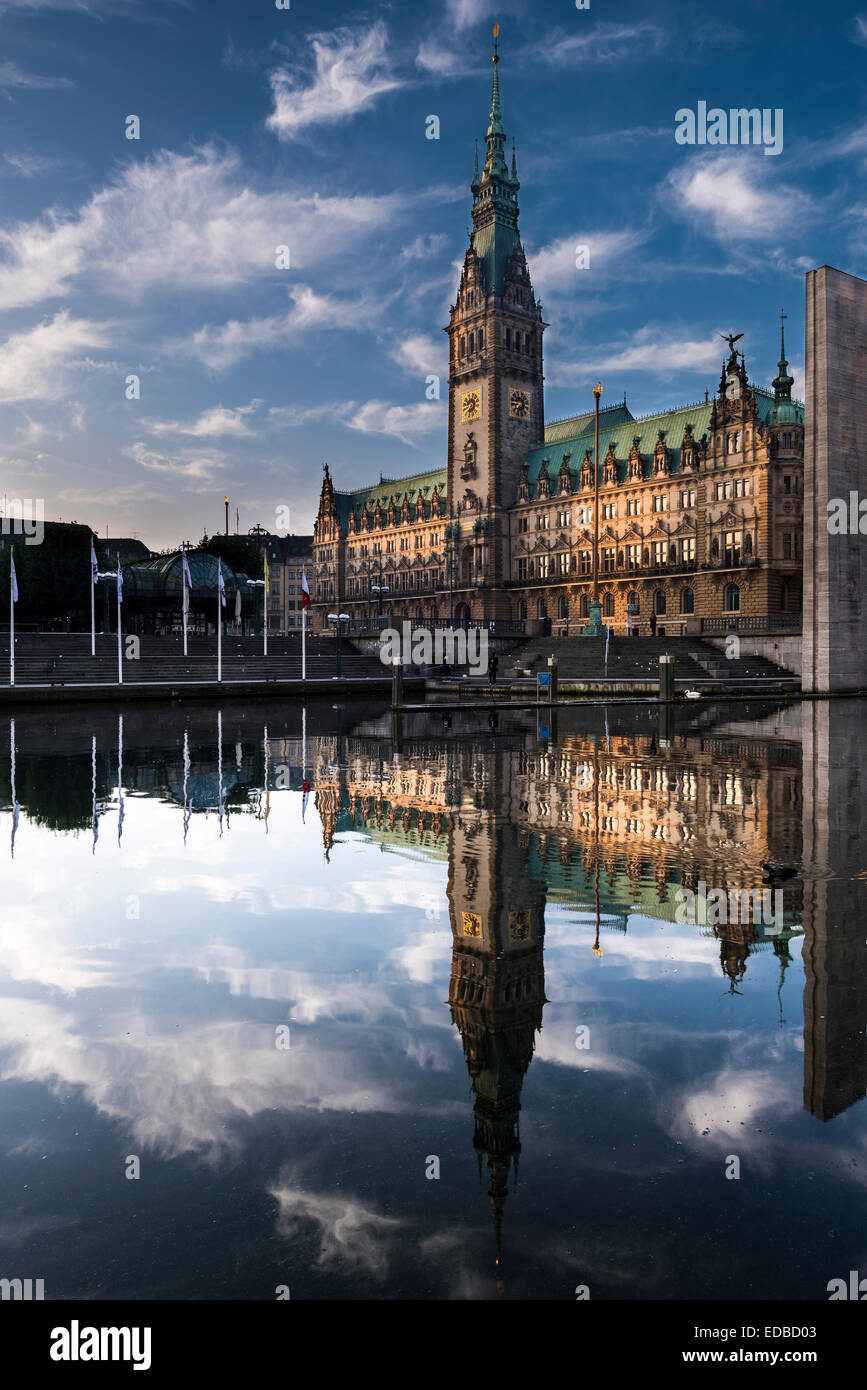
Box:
[327,612,350,677]
[444,522,460,625]
[371,583,389,627]
[224,496,229,537]
[583,383,604,636]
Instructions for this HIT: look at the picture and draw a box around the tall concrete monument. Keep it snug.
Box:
[802,266,867,693]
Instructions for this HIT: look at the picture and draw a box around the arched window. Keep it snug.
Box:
[518,600,527,621]
[627,590,639,613]
[478,329,484,351]
[505,327,511,348]
[725,584,740,612]
[459,336,466,357]
[654,589,667,615]
[537,599,547,619]
[579,594,590,619]
[680,587,694,614]
[602,593,615,618]
[468,332,474,355]
[524,333,530,353]
[558,596,569,619]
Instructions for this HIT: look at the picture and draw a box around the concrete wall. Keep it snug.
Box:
[803,266,867,693]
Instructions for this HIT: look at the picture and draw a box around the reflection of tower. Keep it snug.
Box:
[801,703,867,1120]
[446,750,547,1289]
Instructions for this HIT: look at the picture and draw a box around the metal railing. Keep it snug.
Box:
[700,613,801,634]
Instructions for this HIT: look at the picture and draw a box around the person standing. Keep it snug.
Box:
[489,653,499,684]
[650,611,657,637]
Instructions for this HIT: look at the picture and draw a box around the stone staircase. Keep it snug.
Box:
[0,634,389,685]
[505,635,795,688]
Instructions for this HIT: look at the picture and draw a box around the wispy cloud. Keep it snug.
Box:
[667,155,814,243]
[174,285,375,370]
[529,228,649,294]
[547,326,724,387]
[854,15,867,46]
[0,146,402,310]
[266,21,401,140]
[124,440,227,487]
[0,311,110,403]
[534,22,666,67]
[345,399,445,447]
[0,60,73,94]
[389,333,446,378]
[146,400,264,439]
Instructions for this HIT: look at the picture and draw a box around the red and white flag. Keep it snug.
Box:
[300,570,310,609]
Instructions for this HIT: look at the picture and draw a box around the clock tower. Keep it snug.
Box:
[445,27,546,613]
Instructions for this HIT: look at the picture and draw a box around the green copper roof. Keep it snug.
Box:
[545,401,634,444]
[334,467,447,534]
[472,220,520,295]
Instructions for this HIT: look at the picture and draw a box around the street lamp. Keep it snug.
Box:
[371,583,389,627]
[327,612,350,677]
[224,496,229,537]
[444,522,460,625]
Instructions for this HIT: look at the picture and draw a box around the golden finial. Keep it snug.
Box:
[493,22,500,62]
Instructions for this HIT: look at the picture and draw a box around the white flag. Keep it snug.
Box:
[218,558,226,607]
[116,554,123,603]
[234,585,241,624]
[10,553,18,603]
[181,548,192,612]
[91,537,98,586]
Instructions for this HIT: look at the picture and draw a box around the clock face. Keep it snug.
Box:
[510,388,531,419]
[461,389,481,422]
[462,911,482,937]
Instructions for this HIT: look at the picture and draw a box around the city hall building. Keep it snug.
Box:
[312,44,804,637]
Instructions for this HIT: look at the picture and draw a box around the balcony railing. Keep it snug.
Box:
[700,613,802,634]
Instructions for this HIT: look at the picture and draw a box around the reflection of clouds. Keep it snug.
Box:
[0,997,415,1162]
[270,1175,404,1279]
[389,929,449,984]
[534,1014,649,1078]
[0,1211,79,1248]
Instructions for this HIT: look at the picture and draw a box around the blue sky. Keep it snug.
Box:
[0,0,864,549]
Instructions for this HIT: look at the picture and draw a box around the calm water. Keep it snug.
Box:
[0,696,865,1301]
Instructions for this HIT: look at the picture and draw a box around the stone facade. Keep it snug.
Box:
[802,265,867,692]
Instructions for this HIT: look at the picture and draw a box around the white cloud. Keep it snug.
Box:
[147,400,264,439]
[854,15,867,46]
[389,333,446,378]
[669,155,813,243]
[529,228,648,294]
[0,311,110,403]
[547,326,724,387]
[536,22,665,67]
[0,60,73,92]
[2,152,59,177]
[345,399,445,446]
[270,1178,404,1278]
[0,146,402,310]
[175,285,375,370]
[124,441,227,487]
[266,21,401,140]
[400,233,448,262]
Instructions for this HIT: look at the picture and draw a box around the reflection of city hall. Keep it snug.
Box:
[312,40,804,634]
[309,715,867,1258]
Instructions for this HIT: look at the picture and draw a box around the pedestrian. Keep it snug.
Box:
[489,653,499,684]
[626,610,633,638]
[650,611,657,637]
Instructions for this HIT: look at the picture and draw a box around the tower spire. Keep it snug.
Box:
[773,308,794,401]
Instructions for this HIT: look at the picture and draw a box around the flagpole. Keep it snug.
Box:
[264,553,268,659]
[302,603,306,681]
[9,555,14,688]
[90,546,96,658]
[117,573,122,685]
[217,581,222,682]
[182,553,188,658]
